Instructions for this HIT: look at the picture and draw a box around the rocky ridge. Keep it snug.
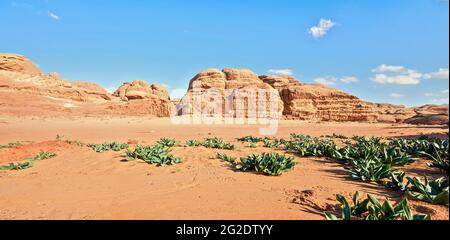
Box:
[0,53,447,125]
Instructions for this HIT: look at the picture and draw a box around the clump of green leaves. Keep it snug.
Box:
[263,139,284,148]
[88,142,129,153]
[0,141,31,149]
[217,153,237,163]
[156,138,177,147]
[236,153,296,176]
[185,138,234,150]
[186,140,201,147]
[323,134,348,139]
[285,135,338,157]
[0,162,34,171]
[384,171,409,192]
[203,137,235,150]
[390,138,449,173]
[125,144,182,166]
[406,177,449,205]
[237,136,264,143]
[325,192,431,220]
[349,161,391,183]
[28,151,57,161]
[422,141,449,173]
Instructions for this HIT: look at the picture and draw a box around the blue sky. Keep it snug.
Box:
[1,0,448,106]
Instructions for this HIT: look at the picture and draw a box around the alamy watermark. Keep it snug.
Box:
[170,80,280,135]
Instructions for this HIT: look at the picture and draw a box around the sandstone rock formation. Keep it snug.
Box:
[0,54,172,117]
[405,114,449,125]
[114,80,169,101]
[1,53,448,124]
[368,103,417,123]
[260,76,378,122]
[0,54,44,76]
[405,105,449,125]
[0,54,112,102]
[177,68,284,118]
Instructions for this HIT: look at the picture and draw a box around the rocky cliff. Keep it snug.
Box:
[177,68,284,118]
[0,54,172,117]
[0,53,447,124]
[260,75,377,122]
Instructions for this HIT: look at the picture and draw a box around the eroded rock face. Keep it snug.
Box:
[114,80,170,101]
[259,75,303,90]
[368,103,417,123]
[179,68,284,118]
[0,54,44,76]
[1,53,447,123]
[261,76,378,122]
[405,114,449,125]
[0,54,172,117]
[0,54,112,102]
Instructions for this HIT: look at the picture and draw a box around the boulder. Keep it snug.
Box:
[114,80,170,101]
[0,54,44,76]
[178,68,284,118]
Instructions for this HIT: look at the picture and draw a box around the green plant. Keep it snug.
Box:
[421,142,449,173]
[186,140,202,147]
[349,160,391,183]
[324,134,348,139]
[263,139,284,148]
[236,153,296,176]
[217,153,236,163]
[384,171,409,192]
[28,151,57,161]
[156,138,177,147]
[0,141,31,149]
[203,137,235,150]
[365,195,430,220]
[325,192,370,220]
[379,146,415,166]
[406,177,449,205]
[0,162,34,171]
[285,136,338,157]
[88,142,129,153]
[237,136,264,143]
[125,144,182,166]
[325,192,431,220]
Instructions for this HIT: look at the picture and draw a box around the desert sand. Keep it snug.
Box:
[0,116,448,220]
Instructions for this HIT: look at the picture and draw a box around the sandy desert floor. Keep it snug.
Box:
[0,116,448,220]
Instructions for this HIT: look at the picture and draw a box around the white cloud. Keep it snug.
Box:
[424,89,450,98]
[372,64,405,73]
[431,98,449,104]
[424,68,449,80]
[267,69,293,76]
[372,65,449,85]
[314,76,337,86]
[340,76,359,84]
[313,75,359,86]
[424,93,440,97]
[371,73,421,85]
[389,93,405,98]
[48,11,60,20]
[308,19,336,39]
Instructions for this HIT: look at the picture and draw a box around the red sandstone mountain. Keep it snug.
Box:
[0,53,447,125]
[0,54,172,117]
